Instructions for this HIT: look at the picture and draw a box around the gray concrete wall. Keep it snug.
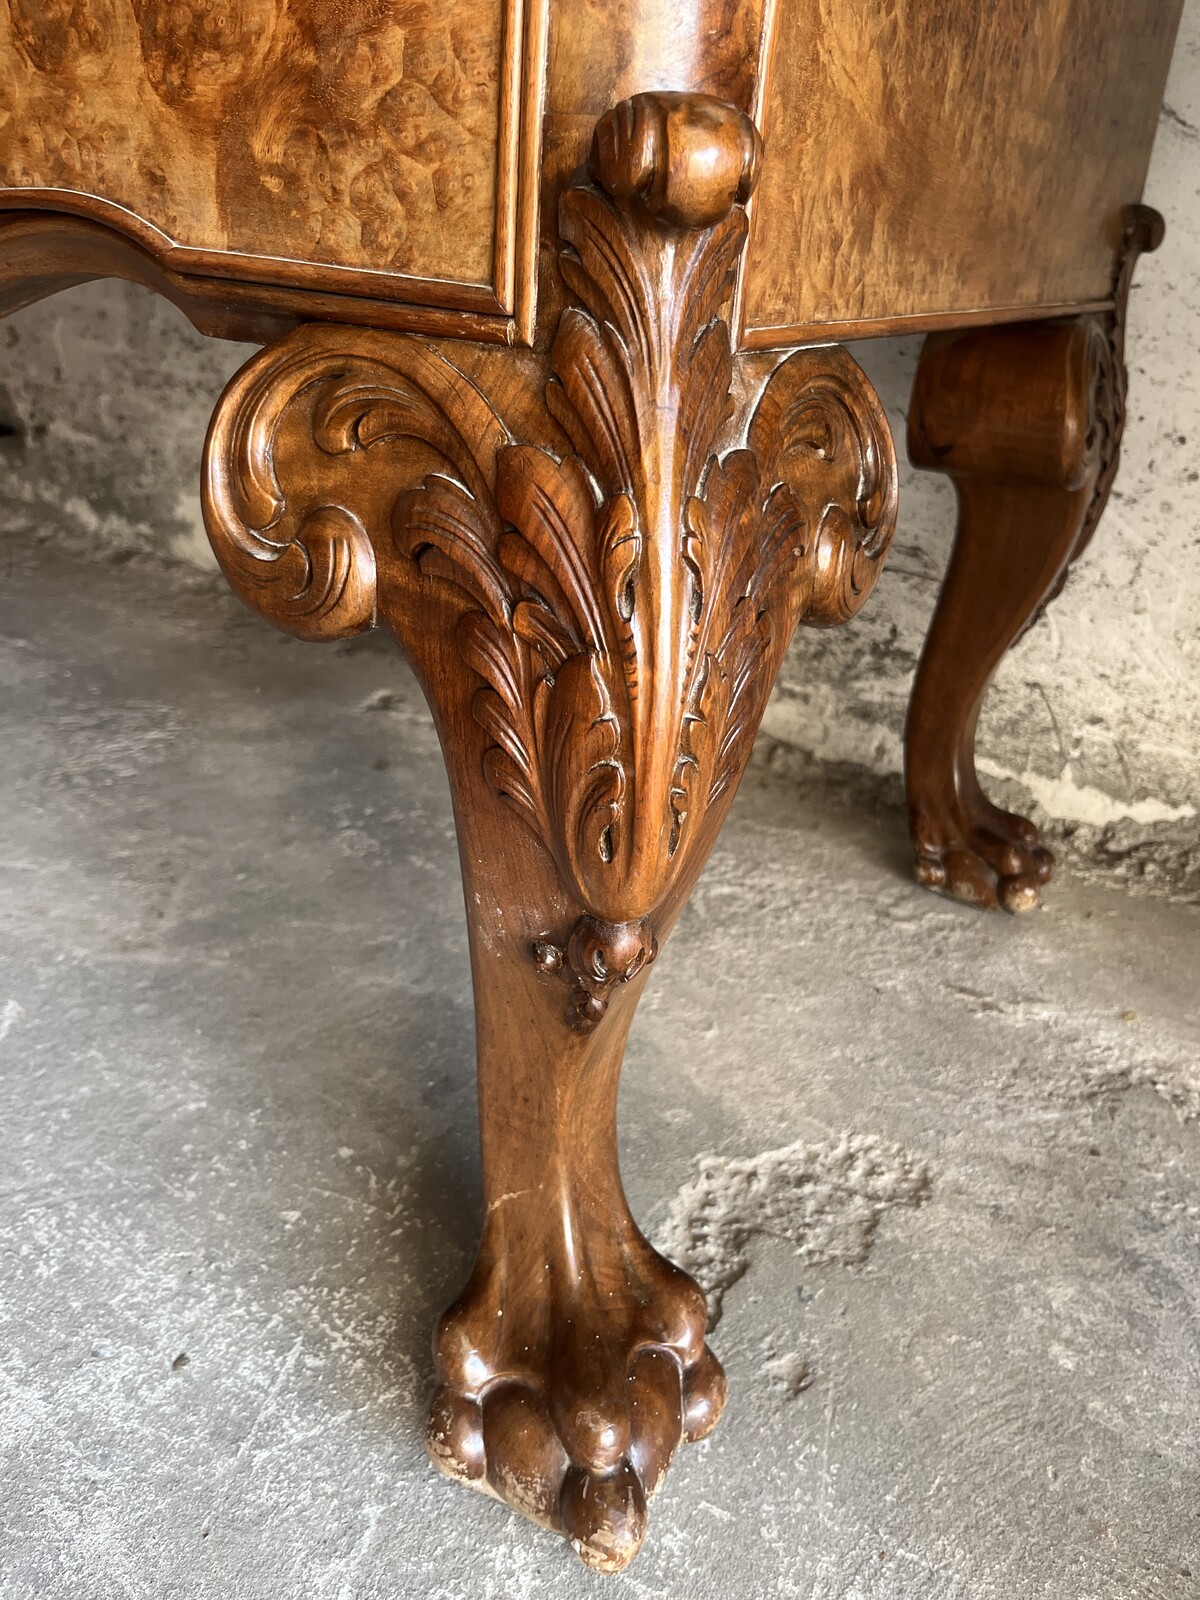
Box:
[1,4,1196,864]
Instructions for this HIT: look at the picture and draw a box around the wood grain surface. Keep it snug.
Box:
[0,0,545,318]
[739,0,1183,346]
[200,91,898,1569]
[902,206,1164,915]
[0,0,1184,343]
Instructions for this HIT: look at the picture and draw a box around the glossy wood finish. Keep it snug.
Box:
[0,0,548,338]
[201,92,898,1568]
[737,0,1182,348]
[0,1,1182,347]
[539,0,772,206]
[0,0,1184,1574]
[0,208,531,345]
[904,206,1163,914]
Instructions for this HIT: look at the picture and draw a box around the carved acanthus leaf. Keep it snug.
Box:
[1076,202,1165,554]
[1031,201,1164,629]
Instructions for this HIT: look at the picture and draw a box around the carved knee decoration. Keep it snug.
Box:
[202,92,898,1571]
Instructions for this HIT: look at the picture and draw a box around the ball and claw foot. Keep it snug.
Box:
[912,792,1054,913]
[426,1345,726,1572]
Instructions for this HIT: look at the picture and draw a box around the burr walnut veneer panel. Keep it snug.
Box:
[738,0,1184,347]
[0,0,547,330]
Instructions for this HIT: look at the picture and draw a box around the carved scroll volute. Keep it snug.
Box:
[202,331,510,644]
[750,347,899,628]
[202,343,378,643]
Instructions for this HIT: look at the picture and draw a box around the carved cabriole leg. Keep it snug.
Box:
[904,204,1164,913]
[202,92,898,1571]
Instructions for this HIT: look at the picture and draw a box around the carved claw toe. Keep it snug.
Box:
[912,799,1054,912]
[681,1343,728,1441]
[427,1341,725,1572]
[425,1231,724,1571]
[560,1460,647,1573]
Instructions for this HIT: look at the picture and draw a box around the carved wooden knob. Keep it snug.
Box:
[590,91,763,228]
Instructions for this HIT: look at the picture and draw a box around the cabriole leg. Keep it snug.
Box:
[201,92,898,1570]
[904,206,1162,912]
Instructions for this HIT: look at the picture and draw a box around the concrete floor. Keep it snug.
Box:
[1,530,1197,1600]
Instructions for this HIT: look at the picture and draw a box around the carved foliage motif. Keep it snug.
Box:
[203,93,898,1030]
[1077,203,1165,552]
[1030,201,1164,630]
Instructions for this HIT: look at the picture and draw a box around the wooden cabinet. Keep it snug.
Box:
[0,0,1184,1576]
[0,2,1181,344]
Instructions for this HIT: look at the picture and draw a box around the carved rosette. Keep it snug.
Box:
[203,91,897,1033]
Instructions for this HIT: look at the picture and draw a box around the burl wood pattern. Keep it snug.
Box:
[0,0,517,296]
[202,92,898,1569]
[540,0,773,180]
[739,0,1182,346]
[904,206,1163,915]
[0,0,1181,348]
